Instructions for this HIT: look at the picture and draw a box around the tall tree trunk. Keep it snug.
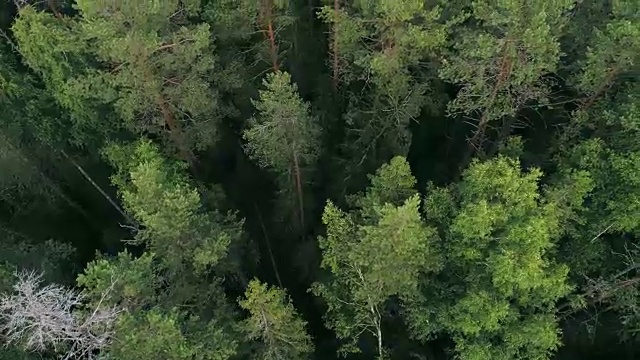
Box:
[581,67,620,110]
[461,41,513,169]
[292,151,305,230]
[488,116,516,157]
[156,94,198,173]
[140,61,198,173]
[255,203,283,288]
[331,0,340,91]
[61,150,136,226]
[261,0,280,72]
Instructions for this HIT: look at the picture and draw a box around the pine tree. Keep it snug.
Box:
[75,140,247,359]
[11,6,111,146]
[0,41,75,216]
[571,0,639,109]
[103,140,246,288]
[202,0,293,74]
[312,157,441,358]
[77,250,241,360]
[1,1,640,358]
[239,279,314,360]
[318,0,450,186]
[74,0,221,166]
[244,71,320,230]
[440,0,574,163]
[12,3,223,165]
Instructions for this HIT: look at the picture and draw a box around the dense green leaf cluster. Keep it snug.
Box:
[0,1,637,359]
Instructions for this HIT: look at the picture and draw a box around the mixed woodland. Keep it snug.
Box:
[0,0,638,359]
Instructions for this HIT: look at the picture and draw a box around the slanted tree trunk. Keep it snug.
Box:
[488,116,517,157]
[581,67,620,110]
[260,0,280,72]
[156,94,198,171]
[461,40,513,169]
[331,0,340,91]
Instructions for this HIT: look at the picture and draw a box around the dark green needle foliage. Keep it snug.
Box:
[240,279,314,360]
[0,1,638,360]
[244,71,320,231]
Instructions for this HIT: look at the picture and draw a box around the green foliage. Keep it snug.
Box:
[239,279,314,360]
[573,0,639,98]
[104,140,243,276]
[13,2,221,155]
[0,346,44,360]
[11,6,111,145]
[442,0,573,119]
[244,71,320,227]
[552,84,639,341]
[560,87,640,236]
[0,238,75,284]
[202,0,259,43]
[320,0,451,182]
[75,0,219,154]
[313,157,440,357]
[353,156,418,213]
[0,41,67,145]
[0,42,72,216]
[245,71,320,174]
[1,1,639,359]
[78,250,241,359]
[407,156,585,360]
[109,309,193,360]
[440,0,574,153]
[0,261,15,295]
[78,141,245,359]
[109,308,237,360]
[77,251,157,311]
[203,0,294,73]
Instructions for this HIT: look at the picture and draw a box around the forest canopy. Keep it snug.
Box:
[0,0,638,359]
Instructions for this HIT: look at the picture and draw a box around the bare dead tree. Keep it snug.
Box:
[0,271,121,359]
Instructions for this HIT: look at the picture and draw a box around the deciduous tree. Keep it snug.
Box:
[312,157,440,358]
[407,156,590,360]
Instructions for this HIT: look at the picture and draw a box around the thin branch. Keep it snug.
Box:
[60,150,136,227]
[590,222,615,243]
[255,203,283,288]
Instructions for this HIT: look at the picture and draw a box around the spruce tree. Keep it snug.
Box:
[74,0,221,166]
[244,71,320,231]
[76,140,247,359]
[12,2,223,165]
[103,140,246,288]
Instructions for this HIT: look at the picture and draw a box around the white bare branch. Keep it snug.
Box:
[0,271,121,359]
